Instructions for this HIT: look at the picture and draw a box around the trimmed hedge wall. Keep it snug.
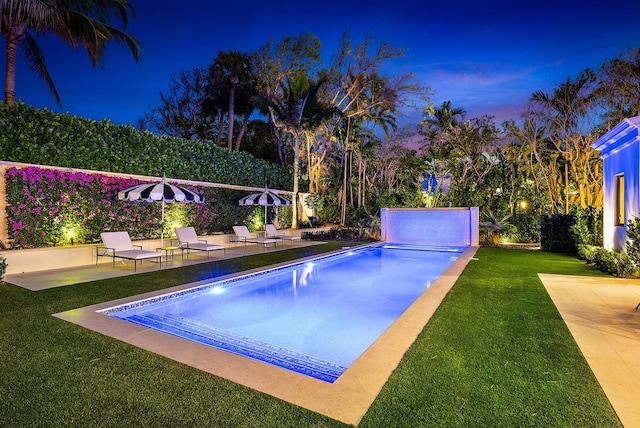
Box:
[540,214,576,254]
[0,102,293,189]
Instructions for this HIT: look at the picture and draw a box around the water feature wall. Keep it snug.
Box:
[380,207,479,246]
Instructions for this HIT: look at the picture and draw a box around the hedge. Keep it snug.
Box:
[0,101,297,248]
[0,102,293,189]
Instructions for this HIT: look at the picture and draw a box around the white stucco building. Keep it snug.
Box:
[591,116,640,251]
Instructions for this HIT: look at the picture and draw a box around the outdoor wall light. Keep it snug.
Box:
[63,227,77,245]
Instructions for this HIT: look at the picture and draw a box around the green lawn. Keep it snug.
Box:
[0,245,622,427]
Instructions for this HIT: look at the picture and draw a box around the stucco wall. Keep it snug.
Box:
[602,142,640,251]
[0,234,229,275]
[592,117,640,251]
[380,207,479,247]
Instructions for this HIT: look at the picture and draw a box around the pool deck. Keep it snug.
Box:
[4,247,639,426]
[540,274,640,428]
[2,239,324,291]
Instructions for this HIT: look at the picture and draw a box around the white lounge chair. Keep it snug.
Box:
[232,226,278,248]
[174,227,226,260]
[265,224,301,245]
[98,232,162,271]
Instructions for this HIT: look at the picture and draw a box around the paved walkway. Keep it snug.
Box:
[540,274,640,428]
[3,240,325,291]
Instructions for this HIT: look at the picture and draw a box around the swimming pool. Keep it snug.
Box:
[99,243,466,383]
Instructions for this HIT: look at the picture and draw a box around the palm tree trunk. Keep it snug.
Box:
[233,110,252,151]
[292,135,300,229]
[227,76,238,151]
[216,111,223,145]
[349,151,354,205]
[564,155,569,214]
[4,35,19,107]
[306,137,313,192]
[340,118,351,225]
[268,108,285,164]
[311,151,326,193]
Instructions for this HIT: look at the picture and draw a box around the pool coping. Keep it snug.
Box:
[54,245,478,425]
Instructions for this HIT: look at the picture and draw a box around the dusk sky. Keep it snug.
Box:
[3,0,640,129]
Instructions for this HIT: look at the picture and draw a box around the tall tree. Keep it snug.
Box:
[325,32,419,224]
[138,67,215,140]
[594,47,640,129]
[504,108,562,213]
[530,74,596,213]
[204,50,256,151]
[1,0,141,107]
[252,32,322,164]
[447,114,500,185]
[252,72,338,228]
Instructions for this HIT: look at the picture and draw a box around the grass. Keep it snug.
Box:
[0,245,623,427]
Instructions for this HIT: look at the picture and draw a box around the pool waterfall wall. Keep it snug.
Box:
[380,207,479,246]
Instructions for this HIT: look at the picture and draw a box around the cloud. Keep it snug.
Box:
[421,61,542,87]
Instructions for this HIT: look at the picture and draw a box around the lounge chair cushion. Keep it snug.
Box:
[100,232,161,260]
[232,226,278,246]
[99,232,162,271]
[174,227,225,260]
[264,224,301,242]
[175,227,225,251]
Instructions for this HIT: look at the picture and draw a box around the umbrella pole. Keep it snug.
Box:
[161,198,165,248]
[161,175,166,248]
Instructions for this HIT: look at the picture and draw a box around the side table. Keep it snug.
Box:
[156,246,179,265]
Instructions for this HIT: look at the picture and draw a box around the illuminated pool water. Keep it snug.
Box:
[100,243,465,383]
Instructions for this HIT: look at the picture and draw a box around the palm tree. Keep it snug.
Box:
[251,72,338,228]
[1,0,141,107]
[205,50,256,151]
[530,74,594,213]
[419,100,466,153]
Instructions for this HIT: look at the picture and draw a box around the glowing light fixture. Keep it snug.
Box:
[63,225,77,245]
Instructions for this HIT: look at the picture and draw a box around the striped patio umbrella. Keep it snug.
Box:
[118,176,203,246]
[238,189,291,224]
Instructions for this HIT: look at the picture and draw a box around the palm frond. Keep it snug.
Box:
[21,33,60,106]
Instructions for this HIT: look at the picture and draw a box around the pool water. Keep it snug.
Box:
[101,243,465,382]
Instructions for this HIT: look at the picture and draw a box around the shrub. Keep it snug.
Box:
[584,246,637,278]
[591,247,612,271]
[301,227,376,242]
[508,213,540,243]
[540,214,576,253]
[613,253,637,278]
[577,244,597,263]
[571,206,602,247]
[625,216,640,262]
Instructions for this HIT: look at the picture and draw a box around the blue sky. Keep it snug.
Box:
[3,0,640,128]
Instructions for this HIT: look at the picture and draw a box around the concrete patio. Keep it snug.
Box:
[540,274,640,428]
[3,238,324,291]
